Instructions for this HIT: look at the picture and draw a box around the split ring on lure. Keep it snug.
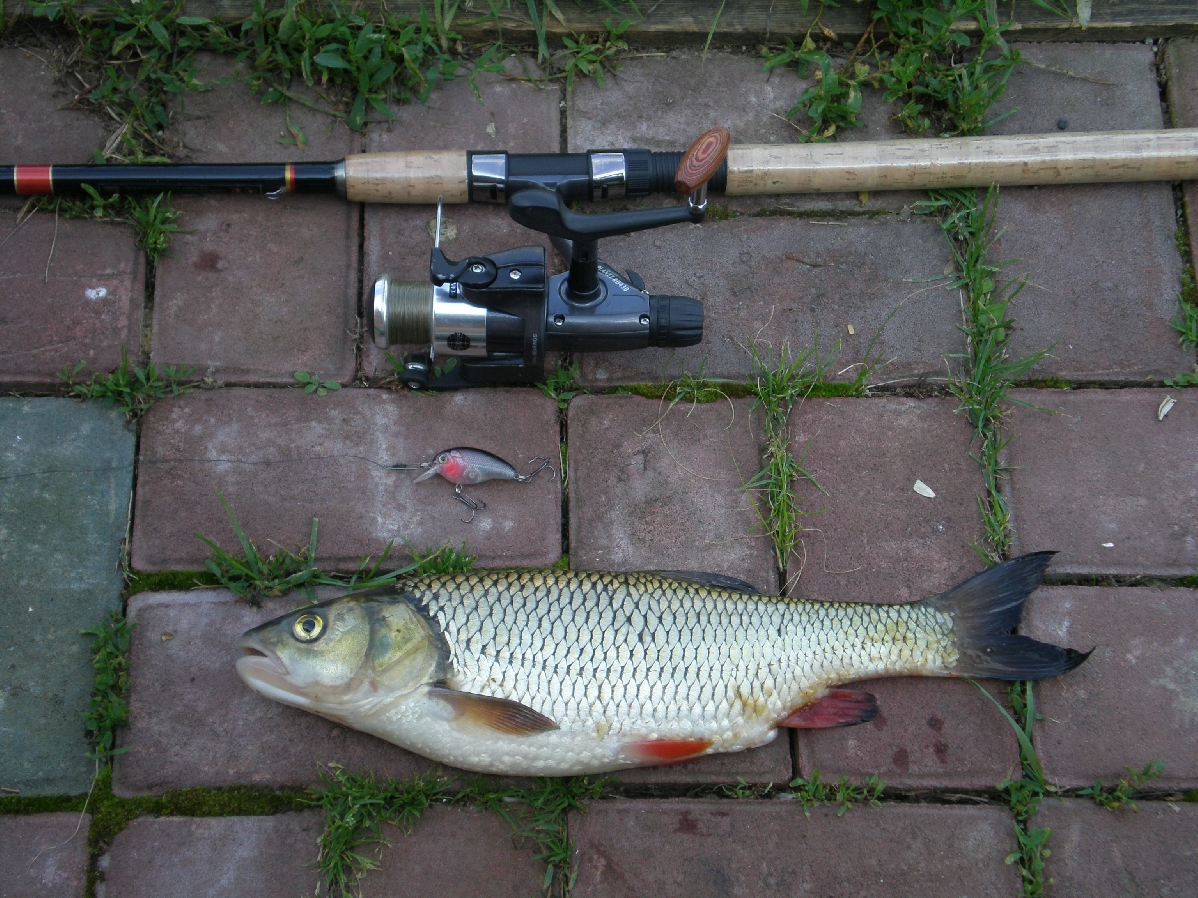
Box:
[390,447,556,522]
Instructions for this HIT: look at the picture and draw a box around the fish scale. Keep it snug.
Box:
[413,571,951,743]
[237,554,1088,775]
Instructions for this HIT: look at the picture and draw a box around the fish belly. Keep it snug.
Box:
[368,571,955,775]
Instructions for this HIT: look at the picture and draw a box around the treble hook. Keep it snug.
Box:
[452,484,486,524]
[515,456,556,483]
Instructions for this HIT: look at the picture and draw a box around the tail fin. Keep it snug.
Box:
[927,552,1091,680]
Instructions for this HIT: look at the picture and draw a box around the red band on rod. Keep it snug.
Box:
[285,163,295,193]
[14,165,54,195]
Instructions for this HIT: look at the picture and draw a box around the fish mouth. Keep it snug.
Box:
[235,637,315,709]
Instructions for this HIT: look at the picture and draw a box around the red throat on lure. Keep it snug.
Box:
[390,447,555,522]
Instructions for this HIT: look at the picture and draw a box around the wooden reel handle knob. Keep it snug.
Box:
[674,127,731,194]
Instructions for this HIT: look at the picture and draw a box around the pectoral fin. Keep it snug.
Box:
[427,685,559,736]
[778,689,878,729]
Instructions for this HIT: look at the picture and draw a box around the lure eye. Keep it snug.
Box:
[292,613,325,642]
[436,453,450,464]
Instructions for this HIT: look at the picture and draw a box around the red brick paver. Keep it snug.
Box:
[1034,799,1198,897]
[114,590,447,795]
[130,387,562,571]
[0,813,90,898]
[797,677,1020,791]
[0,213,144,389]
[567,394,775,589]
[151,54,359,386]
[168,53,359,163]
[788,397,986,603]
[355,806,546,898]
[989,43,1187,383]
[99,813,324,898]
[570,800,1021,897]
[1022,585,1198,792]
[0,49,110,170]
[151,194,358,385]
[1006,389,1198,578]
[574,216,957,387]
[568,51,922,214]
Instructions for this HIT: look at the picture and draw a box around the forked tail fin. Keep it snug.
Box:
[926,552,1091,680]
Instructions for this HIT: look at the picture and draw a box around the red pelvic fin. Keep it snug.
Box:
[778,689,878,729]
[623,737,714,763]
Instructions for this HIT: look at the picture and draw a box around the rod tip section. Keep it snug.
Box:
[674,128,730,194]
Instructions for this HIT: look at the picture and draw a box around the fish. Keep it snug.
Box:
[236,552,1088,776]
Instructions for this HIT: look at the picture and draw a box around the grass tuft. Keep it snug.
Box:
[197,493,474,604]
[762,0,1020,140]
[787,770,884,816]
[60,347,194,419]
[1077,761,1164,811]
[918,186,1049,563]
[538,363,587,410]
[306,766,603,897]
[744,340,836,580]
[81,609,133,761]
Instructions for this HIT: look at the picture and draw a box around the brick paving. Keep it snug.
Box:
[0,813,90,898]
[98,813,325,897]
[1033,799,1198,897]
[2,27,1197,898]
[570,800,1022,896]
[1023,585,1198,792]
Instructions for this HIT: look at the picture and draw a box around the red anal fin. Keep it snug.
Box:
[428,685,558,736]
[623,737,714,763]
[778,690,878,729]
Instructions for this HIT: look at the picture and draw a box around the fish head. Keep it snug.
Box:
[236,591,444,719]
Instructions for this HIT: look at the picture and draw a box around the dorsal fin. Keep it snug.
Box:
[427,685,558,736]
[648,571,760,594]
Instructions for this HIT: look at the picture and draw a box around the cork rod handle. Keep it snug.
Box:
[724,129,1198,194]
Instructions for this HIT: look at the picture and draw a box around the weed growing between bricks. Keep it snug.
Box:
[761,0,1041,141]
[59,345,195,418]
[198,492,476,604]
[1169,197,1198,383]
[307,765,603,898]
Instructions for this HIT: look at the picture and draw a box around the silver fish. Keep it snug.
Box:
[236,553,1087,776]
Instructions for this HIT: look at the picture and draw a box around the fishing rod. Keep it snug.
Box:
[7,127,1196,390]
[5,128,1198,203]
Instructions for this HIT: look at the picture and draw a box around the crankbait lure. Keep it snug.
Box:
[391,447,555,522]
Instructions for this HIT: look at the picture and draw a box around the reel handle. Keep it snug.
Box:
[674,127,731,216]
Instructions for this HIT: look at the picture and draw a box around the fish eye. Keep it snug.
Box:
[292,612,325,642]
[436,452,450,464]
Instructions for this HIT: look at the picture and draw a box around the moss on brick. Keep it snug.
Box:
[126,570,222,596]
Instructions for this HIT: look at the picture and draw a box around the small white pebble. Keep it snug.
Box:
[1102,542,1114,548]
[847,324,855,335]
[84,287,108,301]
[913,480,936,498]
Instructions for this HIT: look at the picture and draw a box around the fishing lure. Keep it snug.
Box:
[391,447,554,522]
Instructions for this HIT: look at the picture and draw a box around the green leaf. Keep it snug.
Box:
[148,18,171,49]
[313,51,350,70]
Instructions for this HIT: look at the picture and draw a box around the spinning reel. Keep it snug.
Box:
[370,128,730,390]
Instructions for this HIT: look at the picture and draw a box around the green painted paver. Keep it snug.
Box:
[0,399,135,795]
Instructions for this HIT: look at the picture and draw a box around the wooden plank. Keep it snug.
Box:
[3,0,1194,41]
